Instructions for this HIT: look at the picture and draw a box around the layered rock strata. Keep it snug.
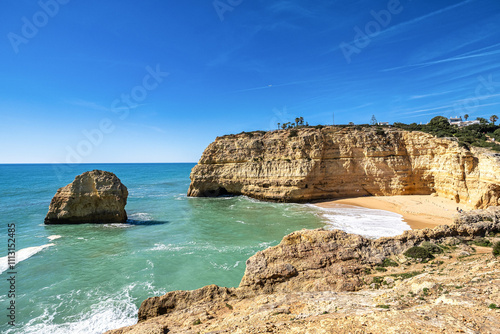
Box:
[106,208,500,334]
[44,170,128,224]
[188,127,500,208]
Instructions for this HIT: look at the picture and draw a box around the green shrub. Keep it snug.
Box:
[289,129,298,138]
[470,238,492,247]
[493,241,500,257]
[420,241,442,254]
[404,246,433,259]
[376,304,390,309]
[375,267,387,272]
[381,258,399,267]
[391,271,422,279]
[493,128,500,141]
[489,303,499,309]
[253,130,267,135]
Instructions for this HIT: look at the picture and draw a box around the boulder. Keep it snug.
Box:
[44,170,128,224]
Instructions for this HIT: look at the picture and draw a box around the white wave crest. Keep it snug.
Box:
[128,212,153,221]
[0,243,55,275]
[9,285,138,334]
[307,204,411,239]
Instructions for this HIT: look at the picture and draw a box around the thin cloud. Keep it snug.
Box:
[379,0,475,39]
[67,99,110,112]
[410,91,456,100]
[267,0,317,18]
[233,79,318,93]
[400,101,500,120]
[66,99,144,112]
[331,0,474,54]
[400,99,500,117]
[382,47,500,72]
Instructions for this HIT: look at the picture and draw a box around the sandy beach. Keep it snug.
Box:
[314,195,471,230]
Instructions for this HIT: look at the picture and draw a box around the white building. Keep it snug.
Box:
[448,116,462,125]
[448,116,480,127]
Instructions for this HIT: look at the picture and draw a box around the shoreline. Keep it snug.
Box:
[313,195,469,230]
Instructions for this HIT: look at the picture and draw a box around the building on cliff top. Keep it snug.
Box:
[448,116,480,127]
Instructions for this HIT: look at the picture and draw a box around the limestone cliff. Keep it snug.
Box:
[188,127,500,208]
[45,170,128,224]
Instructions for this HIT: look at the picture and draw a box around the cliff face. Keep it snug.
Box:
[188,127,500,208]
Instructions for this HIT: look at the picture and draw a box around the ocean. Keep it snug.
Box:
[0,163,410,333]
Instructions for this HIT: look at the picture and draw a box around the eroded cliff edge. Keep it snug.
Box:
[188,127,500,208]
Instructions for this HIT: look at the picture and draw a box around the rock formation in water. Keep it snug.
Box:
[106,207,500,334]
[44,170,128,224]
[188,127,500,208]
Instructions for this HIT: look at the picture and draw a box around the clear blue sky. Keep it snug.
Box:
[1,0,499,163]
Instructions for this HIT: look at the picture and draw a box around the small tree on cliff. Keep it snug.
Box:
[477,117,488,125]
[426,116,454,137]
[464,114,469,121]
[490,115,498,125]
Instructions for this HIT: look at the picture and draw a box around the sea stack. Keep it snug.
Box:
[45,170,128,224]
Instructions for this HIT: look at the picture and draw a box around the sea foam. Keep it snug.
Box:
[0,243,55,275]
[309,204,411,239]
[9,285,138,334]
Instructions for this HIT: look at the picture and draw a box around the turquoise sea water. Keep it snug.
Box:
[0,164,410,333]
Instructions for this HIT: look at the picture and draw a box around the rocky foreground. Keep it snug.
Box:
[188,127,500,208]
[106,208,500,334]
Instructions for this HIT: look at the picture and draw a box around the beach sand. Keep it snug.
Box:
[314,195,470,230]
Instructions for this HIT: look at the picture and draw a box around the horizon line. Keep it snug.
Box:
[0,162,198,165]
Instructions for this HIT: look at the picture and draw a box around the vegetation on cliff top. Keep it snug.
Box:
[393,116,500,151]
[227,115,500,152]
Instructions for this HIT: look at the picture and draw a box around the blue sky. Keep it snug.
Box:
[0,0,499,163]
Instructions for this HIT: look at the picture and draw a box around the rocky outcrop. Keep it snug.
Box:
[106,208,500,334]
[188,127,500,208]
[240,206,500,294]
[44,170,128,224]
